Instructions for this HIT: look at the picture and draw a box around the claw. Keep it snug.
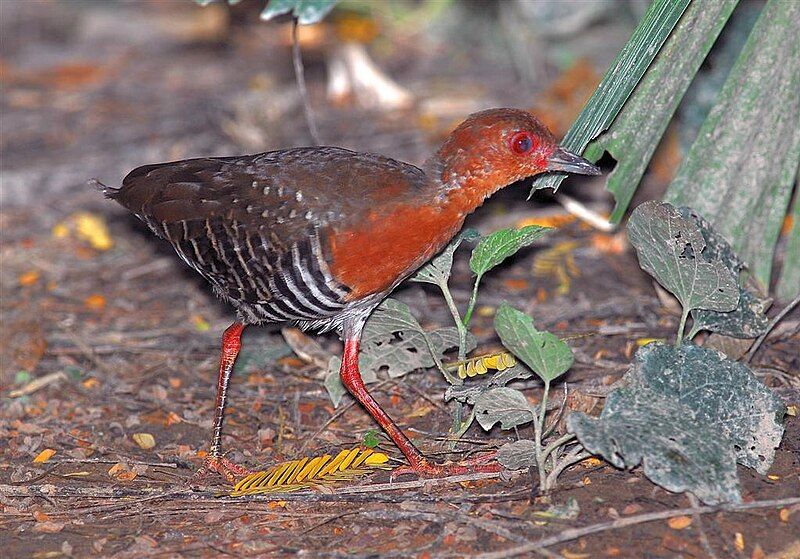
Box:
[191,455,252,485]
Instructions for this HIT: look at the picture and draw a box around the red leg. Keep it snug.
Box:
[340,338,499,478]
[192,321,251,484]
[340,339,430,471]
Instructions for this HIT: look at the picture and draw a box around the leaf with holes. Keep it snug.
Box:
[627,201,738,316]
[494,303,573,384]
[568,343,786,504]
[470,226,550,279]
[413,229,479,286]
[259,0,339,25]
[677,207,770,339]
[474,387,535,431]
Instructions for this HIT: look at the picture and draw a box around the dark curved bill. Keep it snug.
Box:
[547,147,601,176]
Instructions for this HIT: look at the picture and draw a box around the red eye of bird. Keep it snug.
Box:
[511,132,534,154]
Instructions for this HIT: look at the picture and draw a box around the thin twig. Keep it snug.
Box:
[746,293,800,362]
[292,17,321,146]
[552,193,615,232]
[473,496,800,559]
[687,493,719,559]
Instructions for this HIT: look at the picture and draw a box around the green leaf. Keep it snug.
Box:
[14,371,31,384]
[412,229,479,286]
[529,0,690,195]
[627,201,739,315]
[583,0,738,223]
[678,207,770,339]
[362,430,380,449]
[496,439,537,470]
[664,0,800,287]
[260,0,339,24]
[473,387,535,431]
[569,343,786,504]
[469,226,550,279]
[493,303,573,384]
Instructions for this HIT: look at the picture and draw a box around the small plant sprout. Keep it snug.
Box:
[475,303,589,495]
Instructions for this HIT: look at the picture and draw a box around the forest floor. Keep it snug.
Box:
[2,2,798,558]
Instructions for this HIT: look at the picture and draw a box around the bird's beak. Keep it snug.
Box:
[546,146,601,176]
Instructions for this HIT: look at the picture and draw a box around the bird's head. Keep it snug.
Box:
[429,108,599,206]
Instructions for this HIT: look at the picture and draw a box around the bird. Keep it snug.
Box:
[103,108,600,482]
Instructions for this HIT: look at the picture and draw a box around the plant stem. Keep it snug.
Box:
[291,18,321,146]
[532,380,551,494]
[675,308,689,347]
[439,279,469,362]
[541,433,576,463]
[462,276,482,327]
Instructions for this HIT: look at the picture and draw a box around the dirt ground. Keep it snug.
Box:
[2,2,798,558]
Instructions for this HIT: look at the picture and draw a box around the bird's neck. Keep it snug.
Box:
[422,153,506,220]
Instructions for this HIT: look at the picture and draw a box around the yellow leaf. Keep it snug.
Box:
[192,315,210,332]
[231,448,390,497]
[734,532,745,552]
[52,223,69,238]
[33,449,56,463]
[667,516,693,530]
[75,212,113,250]
[636,337,665,347]
[132,433,156,450]
[786,405,797,417]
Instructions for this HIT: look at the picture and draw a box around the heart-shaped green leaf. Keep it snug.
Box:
[469,226,550,279]
[494,303,573,384]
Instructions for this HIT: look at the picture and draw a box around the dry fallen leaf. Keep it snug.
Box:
[84,294,106,310]
[667,516,693,530]
[18,270,40,286]
[734,532,745,552]
[132,433,156,450]
[33,448,56,463]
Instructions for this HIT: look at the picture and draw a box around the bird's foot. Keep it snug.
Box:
[390,452,501,481]
[191,454,252,485]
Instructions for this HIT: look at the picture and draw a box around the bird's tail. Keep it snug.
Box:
[89,178,120,199]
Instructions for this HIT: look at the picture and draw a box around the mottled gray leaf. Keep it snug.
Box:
[568,343,786,503]
[474,387,535,431]
[678,207,770,339]
[497,439,538,470]
[568,385,742,505]
[413,229,479,286]
[361,299,468,379]
[260,0,338,25]
[630,343,785,474]
[494,303,573,384]
[627,201,739,314]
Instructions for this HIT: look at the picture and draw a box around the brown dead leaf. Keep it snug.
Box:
[33,521,66,533]
[667,516,692,530]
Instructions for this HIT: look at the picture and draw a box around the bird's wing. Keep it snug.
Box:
[111,147,428,305]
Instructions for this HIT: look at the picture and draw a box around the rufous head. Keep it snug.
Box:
[430,108,599,202]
